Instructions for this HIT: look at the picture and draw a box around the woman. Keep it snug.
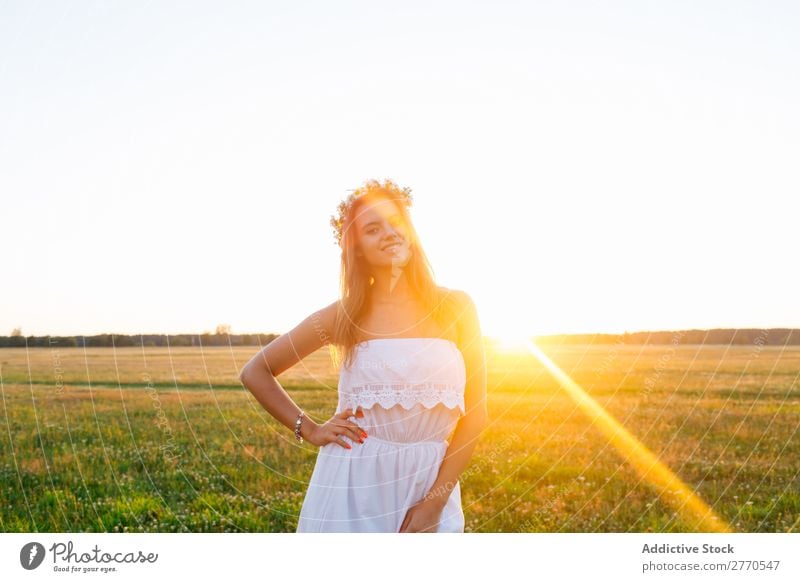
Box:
[239,178,488,532]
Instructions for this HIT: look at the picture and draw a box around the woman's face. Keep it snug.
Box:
[353,198,413,269]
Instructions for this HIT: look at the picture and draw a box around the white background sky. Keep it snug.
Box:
[2,1,798,339]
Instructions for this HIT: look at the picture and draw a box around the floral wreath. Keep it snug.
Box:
[329,179,414,247]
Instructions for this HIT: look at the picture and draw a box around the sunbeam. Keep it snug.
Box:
[519,337,733,532]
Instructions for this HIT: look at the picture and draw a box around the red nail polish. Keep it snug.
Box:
[346,444,352,449]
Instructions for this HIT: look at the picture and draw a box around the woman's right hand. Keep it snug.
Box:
[306,406,368,449]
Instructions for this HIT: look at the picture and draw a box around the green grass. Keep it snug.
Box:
[1,344,798,532]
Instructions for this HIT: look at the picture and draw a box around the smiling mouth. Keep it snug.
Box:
[382,243,402,250]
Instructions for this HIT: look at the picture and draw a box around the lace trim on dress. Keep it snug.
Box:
[340,381,466,415]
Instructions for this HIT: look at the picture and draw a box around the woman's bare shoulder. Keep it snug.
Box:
[437,286,474,308]
[438,288,479,347]
[313,298,342,344]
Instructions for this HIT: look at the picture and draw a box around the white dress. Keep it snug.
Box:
[296,337,467,533]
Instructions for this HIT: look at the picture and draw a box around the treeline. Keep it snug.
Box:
[0,333,279,348]
[0,328,798,348]
[533,328,800,346]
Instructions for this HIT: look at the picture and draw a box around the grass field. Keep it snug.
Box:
[1,342,798,532]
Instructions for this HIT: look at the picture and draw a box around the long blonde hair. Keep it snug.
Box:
[328,178,460,370]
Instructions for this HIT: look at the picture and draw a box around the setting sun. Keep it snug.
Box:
[488,333,535,354]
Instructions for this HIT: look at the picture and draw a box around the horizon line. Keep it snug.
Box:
[3,326,799,340]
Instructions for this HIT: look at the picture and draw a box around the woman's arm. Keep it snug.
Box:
[422,290,489,508]
[238,300,339,441]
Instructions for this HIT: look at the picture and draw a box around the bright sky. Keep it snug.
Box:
[2,1,798,339]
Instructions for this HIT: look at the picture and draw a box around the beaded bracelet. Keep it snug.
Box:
[294,410,306,443]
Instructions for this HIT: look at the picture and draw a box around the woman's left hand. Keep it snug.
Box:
[398,497,444,533]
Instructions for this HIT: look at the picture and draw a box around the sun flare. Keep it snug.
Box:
[518,337,732,532]
[488,332,537,354]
